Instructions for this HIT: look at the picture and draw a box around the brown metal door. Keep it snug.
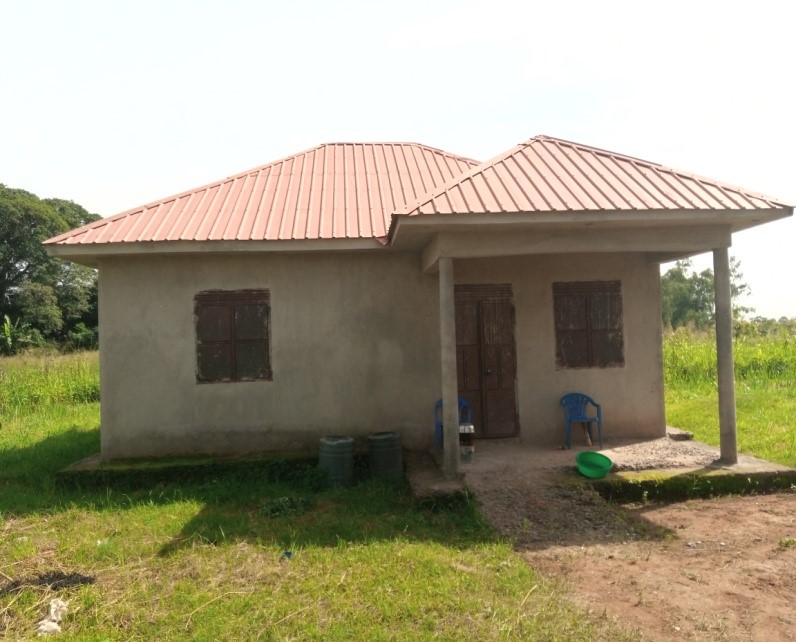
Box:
[455,284,518,439]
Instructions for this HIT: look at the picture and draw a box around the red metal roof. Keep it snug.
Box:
[45,143,479,246]
[46,136,791,251]
[397,135,790,218]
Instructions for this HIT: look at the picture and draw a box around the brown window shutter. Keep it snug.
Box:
[553,281,624,368]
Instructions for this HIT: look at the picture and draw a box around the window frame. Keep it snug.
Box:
[553,280,624,369]
[194,289,272,383]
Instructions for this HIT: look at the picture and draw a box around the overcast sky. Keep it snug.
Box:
[1,0,793,317]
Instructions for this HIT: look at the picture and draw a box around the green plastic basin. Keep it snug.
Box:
[575,451,613,479]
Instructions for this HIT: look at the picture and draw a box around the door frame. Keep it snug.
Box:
[454,283,519,439]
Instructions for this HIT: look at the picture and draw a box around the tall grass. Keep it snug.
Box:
[664,329,796,385]
[0,351,101,481]
[663,329,796,467]
[0,350,100,414]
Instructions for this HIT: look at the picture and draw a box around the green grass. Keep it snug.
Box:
[663,330,796,385]
[0,351,632,640]
[0,350,99,411]
[0,351,101,487]
[6,335,789,639]
[664,330,796,468]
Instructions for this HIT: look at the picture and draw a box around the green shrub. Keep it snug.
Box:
[65,322,99,351]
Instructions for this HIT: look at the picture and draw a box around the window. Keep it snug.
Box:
[553,281,624,368]
[194,290,271,382]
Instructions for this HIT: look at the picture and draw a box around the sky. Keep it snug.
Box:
[1,0,793,317]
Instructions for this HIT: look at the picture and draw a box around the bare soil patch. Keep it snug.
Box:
[473,474,795,641]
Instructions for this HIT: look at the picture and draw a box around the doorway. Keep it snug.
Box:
[454,284,518,438]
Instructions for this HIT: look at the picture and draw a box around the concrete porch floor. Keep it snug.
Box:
[405,427,794,498]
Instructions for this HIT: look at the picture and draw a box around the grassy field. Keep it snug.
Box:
[0,352,629,640]
[2,336,793,639]
[663,330,796,468]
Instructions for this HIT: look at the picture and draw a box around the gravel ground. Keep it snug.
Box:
[461,427,790,548]
[457,431,795,641]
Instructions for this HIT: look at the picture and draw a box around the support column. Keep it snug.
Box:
[713,247,737,464]
[438,257,459,478]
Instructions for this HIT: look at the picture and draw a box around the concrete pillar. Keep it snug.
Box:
[713,247,737,464]
[438,257,459,478]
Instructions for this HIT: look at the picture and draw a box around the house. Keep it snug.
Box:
[45,136,793,473]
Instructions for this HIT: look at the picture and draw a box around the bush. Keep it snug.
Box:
[65,323,99,351]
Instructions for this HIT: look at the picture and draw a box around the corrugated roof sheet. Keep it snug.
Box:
[46,136,791,250]
[45,143,479,246]
[397,135,791,218]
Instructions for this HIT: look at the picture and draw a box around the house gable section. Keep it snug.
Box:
[396,135,790,219]
[45,143,480,248]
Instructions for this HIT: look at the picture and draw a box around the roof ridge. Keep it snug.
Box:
[318,141,479,160]
[393,137,535,218]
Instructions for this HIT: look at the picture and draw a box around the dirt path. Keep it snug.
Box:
[471,475,795,641]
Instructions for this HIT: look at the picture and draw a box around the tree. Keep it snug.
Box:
[12,281,63,337]
[43,197,99,230]
[661,257,751,330]
[0,185,67,307]
[0,184,101,348]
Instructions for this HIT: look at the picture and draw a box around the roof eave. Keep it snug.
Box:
[45,237,387,262]
[388,206,793,248]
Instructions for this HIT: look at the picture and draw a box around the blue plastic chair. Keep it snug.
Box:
[434,397,473,451]
[560,393,603,450]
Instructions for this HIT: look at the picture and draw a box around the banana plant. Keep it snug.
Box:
[2,314,33,355]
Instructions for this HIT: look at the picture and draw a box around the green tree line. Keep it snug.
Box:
[1,184,100,354]
[660,257,751,329]
[660,258,795,333]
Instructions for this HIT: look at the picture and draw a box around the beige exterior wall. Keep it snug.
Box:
[98,252,442,459]
[97,249,664,459]
[454,253,666,445]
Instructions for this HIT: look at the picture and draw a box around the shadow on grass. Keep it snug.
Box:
[0,426,100,482]
[0,433,497,553]
[16,430,783,557]
[0,571,95,596]
[157,479,492,556]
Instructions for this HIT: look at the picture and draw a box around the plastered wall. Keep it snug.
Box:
[97,250,665,459]
[453,253,666,445]
[98,252,442,458]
